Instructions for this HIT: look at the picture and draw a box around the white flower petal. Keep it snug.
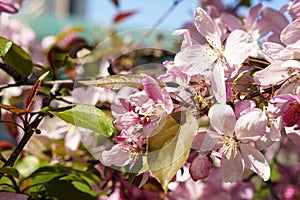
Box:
[100,145,131,167]
[223,30,255,65]
[208,104,236,136]
[235,108,267,141]
[174,44,217,76]
[194,7,221,49]
[211,63,226,104]
[240,143,270,181]
[221,151,244,183]
[281,17,300,45]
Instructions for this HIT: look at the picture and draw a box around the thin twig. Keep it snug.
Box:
[266,180,280,200]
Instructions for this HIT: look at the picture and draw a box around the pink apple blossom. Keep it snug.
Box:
[173,7,255,104]
[0,0,22,14]
[101,75,174,167]
[288,0,300,20]
[204,104,270,182]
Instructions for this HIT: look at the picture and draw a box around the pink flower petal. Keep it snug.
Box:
[221,151,244,183]
[220,13,243,31]
[194,7,221,49]
[191,131,217,151]
[235,108,267,141]
[223,30,254,65]
[211,62,226,104]
[286,126,300,146]
[142,75,163,103]
[0,1,18,14]
[173,29,193,49]
[281,17,300,45]
[239,143,270,181]
[260,42,285,62]
[174,44,217,76]
[261,7,289,34]
[244,3,262,31]
[100,144,131,166]
[208,104,236,136]
[234,100,257,118]
[254,60,300,86]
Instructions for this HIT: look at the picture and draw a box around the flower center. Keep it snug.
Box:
[220,136,238,159]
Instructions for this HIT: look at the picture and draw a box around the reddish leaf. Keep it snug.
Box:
[0,141,14,150]
[47,48,56,74]
[25,80,41,110]
[113,10,137,24]
[0,104,29,115]
[3,112,18,140]
[25,72,49,110]
[111,0,119,7]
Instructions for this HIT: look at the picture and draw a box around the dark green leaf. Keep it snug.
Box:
[60,174,92,189]
[2,42,33,77]
[0,166,19,178]
[44,179,95,200]
[0,37,13,57]
[28,165,77,177]
[49,104,114,137]
[241,0,251,7]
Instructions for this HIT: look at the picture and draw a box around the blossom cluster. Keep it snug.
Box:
[0,0,300,199]
[99,0,300,198]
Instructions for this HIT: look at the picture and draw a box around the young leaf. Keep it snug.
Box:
[110,0,119,7]
[2,42,33,77]
[0,103,29,115]
[147,111,198,193]
[0,37,13,57]
[79,74,143,90]
[55,26,85,47]
[0,141,13,150]
[49,104,114,137]
[25,71,49,110]
[113,10,137,24]
[0,166,20,178]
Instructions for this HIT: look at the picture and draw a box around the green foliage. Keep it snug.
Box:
[44,179,96,200]
[0,37,33,77]
[18,165,100,199]
[147,111,198,193]
[15,156,41,177]
[0,37,13,57]
[0,166,19,178]
[49,104,114,138]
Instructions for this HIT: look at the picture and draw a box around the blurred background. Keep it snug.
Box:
[15,0,291,40]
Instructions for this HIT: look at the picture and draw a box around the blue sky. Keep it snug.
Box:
[84,0,291,30]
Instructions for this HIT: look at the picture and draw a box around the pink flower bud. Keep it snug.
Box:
[283,184,298,200]
[189,154,212,181]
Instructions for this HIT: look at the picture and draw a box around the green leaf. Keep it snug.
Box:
[49,104,114,137]
[15,156,40,177]
[60,174,92,190]
[147,111,198,193]
[44,179,95,200]
[2,42,33,77]
[79,74,144,90]
[0,166,19,178]
[0,37,13,57]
